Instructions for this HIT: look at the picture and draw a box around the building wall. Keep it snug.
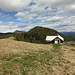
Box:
[46,37,64,44]
[53,37,63,44]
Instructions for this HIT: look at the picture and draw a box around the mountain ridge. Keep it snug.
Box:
[0,30,24,35]
[61,32,75,41]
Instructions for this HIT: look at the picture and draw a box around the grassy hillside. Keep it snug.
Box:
[14,26,70,44]
[0,38,75,75]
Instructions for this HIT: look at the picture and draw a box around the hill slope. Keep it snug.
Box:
[27,26,70,42]
[14,26,70,44]
[0,37,75,75]
[62,32,75,41]
[61,32,75,36]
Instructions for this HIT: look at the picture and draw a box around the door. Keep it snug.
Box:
[55,40,58,44]
[54,38,60,44]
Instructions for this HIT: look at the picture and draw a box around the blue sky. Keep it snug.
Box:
[0,0,75,32]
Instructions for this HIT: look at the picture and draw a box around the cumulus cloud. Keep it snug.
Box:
[15,12,26,17]
[0,21,34,32]
[0,0,75,12]
[0,0,31,11]
[0,0,75,32]
[0,14,12,20]
[15,11,37,22]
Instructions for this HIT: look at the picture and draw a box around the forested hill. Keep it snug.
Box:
[61,32,75,41]
[28,26,60,35]
[27,26,65,37]
[14,26,70,44]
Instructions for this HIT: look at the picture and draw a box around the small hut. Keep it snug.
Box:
[46,35,64,44]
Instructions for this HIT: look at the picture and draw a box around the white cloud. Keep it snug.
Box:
[15,12,26,17]
[0,0,75,12]
[0,21,34,32]
[30,4,45,14]
[0,0,75,32]
[0,0,31,11]
[46,16,64,22]
[0,14,12,20]
[15,11,37,22]
[1,14,9,18]
[0,12,2,15]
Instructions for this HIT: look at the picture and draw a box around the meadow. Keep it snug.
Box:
[0,37,75,75]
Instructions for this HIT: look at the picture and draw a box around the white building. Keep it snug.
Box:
[46,35,64,44]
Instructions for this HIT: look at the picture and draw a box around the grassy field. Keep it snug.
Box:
[0,37,75,75]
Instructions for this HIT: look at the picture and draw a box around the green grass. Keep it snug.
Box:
[65,43,75,47]
[0,44,70,75]
[69,44,75,47]
[51,44,61,53]
[0,51,55,75]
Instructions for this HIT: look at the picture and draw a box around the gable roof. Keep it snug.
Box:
[46,35,64,41]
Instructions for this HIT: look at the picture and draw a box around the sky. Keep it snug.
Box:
[0,0,75,33]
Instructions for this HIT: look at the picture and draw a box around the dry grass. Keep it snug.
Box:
[0,37,52,56]
[0,37,75,75]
